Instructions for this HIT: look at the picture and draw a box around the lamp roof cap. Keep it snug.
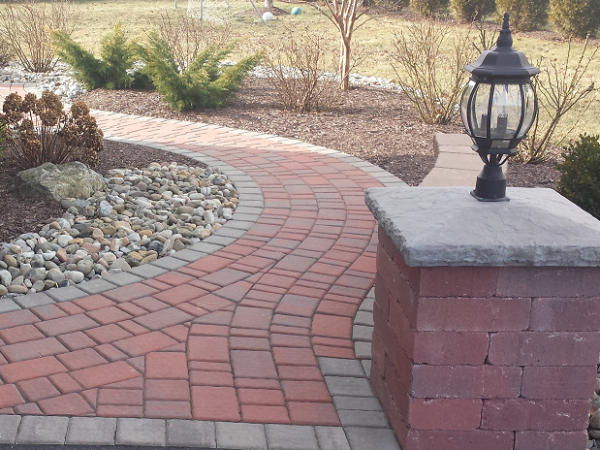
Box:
[464,13,540,81]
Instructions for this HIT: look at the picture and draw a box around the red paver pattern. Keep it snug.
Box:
[0,86,381,425]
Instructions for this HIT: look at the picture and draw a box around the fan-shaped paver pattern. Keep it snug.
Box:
[0,85,405,440]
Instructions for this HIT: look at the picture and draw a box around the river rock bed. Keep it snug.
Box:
[0,161,238,298]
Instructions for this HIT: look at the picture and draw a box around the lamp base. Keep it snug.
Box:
[472,164,509,201]
[471,190,510,202]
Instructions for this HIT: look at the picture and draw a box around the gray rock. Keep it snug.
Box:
[47,269,65,283]
[57,235,71,247]
[32,280,46,292]
[29,268,47,282]
[111,258,131,272]
[66,271,85,283]
[0,270,12,287]
[13,162,107,201]
[98,201,112,217]
[57,218,70,229]
[77,260,94,275]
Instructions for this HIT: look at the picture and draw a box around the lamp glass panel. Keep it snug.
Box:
[460,80,476,135]
[518,83,536,138]
[489,83,522,142]
[471,83,491,138]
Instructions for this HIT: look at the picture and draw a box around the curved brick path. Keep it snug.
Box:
[0,85,406,449]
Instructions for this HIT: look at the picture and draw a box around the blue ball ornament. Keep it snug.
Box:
[291,6,301,15]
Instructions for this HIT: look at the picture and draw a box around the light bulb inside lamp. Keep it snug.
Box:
[496,84,509,135]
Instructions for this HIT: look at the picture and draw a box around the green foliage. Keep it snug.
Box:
[133,31,262,111]
[556,134,600,219]
[410,0,449,17]
[550,0,600,37]
[51,22,148,90]
[496,0,549,31]
[451,0,495,21]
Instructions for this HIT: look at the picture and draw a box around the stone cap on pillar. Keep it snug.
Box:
[365,186,600,267]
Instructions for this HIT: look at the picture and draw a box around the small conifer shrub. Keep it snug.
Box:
[410,0,449,16]
[550,0,600,37]
[133,31,262,111]
[556,134,600,220]
[51,22,148,90]
[496,0,549,31]
[451,0,495,21]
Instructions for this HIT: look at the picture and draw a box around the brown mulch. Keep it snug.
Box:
[79,77,463,187]
[1,76,561,244]
[0,142,204,244]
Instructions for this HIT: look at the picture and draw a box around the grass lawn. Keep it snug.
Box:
[4,0,599,148]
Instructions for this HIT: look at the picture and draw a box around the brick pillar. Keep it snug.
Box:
[366,186,600,450]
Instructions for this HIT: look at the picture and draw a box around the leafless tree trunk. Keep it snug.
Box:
[315,0,365,91]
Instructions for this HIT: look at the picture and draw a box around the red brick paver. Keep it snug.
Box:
[0,93,381,426]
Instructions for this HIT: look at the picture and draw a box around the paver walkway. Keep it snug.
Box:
[0,84,407,449]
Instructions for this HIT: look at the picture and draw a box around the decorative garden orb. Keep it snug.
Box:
[262,11,274,21]
[291,6,301,15]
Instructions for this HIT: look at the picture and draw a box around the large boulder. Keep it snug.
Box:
[12,162,107,201]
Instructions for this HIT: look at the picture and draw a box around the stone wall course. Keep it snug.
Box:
[408,399,483,430]
[520,366,597,399]
[488,332,600,366]
[411,365,522,399]
[415,297,531,332]
[530,297,600,331]
[514,430,588,450]
[482,399,590,431]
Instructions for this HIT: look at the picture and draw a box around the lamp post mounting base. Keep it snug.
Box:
[471,190,510,202]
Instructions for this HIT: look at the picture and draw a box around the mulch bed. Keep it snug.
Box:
[0,76,561,244]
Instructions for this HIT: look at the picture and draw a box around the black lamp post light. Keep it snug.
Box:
[460,13,540,201]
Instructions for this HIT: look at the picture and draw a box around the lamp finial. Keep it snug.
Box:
[497,12,513,48]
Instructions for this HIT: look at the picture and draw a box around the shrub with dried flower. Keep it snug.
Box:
[0,91,104,170]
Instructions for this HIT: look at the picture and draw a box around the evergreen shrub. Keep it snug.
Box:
[496,0,549,31]
[134,31,262,111]
[550,0,600,37]
[451,0,495,21]
[51,22,149,90]
[410,0,449,17]
[556,134,600,220]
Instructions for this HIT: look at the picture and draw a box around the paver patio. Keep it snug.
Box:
[0,84,407,449]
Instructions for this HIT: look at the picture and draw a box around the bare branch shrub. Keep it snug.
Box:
[0,0,74,73]
[517,38,598,163]
[264,28,339,113]
[1,91,104,170]
[312,0,369,90]
[0,40,12,67]
[150,10,232,72]
[472,20,497,53]
[390,21,476,124]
